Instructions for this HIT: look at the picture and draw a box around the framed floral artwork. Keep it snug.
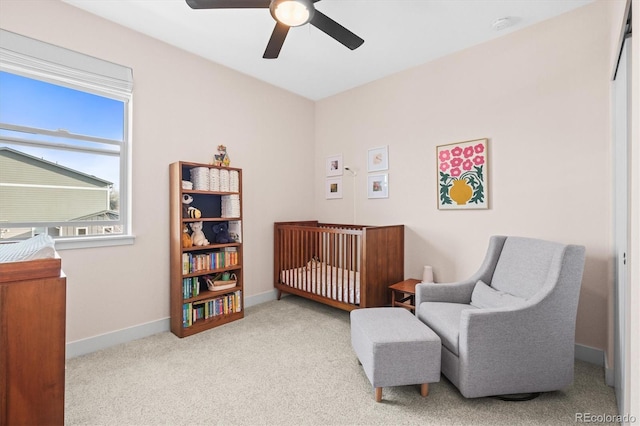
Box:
[367,146,388,172]
[326,154,343,177]
[326,177,343,199]
[437,138,488,210]
[367,173,388,199]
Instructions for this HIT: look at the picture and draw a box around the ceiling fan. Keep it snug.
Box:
[185,0,365,59]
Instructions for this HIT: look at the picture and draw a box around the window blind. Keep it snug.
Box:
[0,29,133,98]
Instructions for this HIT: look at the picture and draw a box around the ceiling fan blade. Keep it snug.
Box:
[310,10,364,50]
[263,22,290,59]
[186,0,270,9]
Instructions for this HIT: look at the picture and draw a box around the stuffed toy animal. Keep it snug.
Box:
[190,221,209,246]
[213,144,230,167]
[182,194,193,217]
[182,194,201,219]
[186,206,202,219]
[305,256,322,271]
[211,222,232,244]
[181,224,192,248]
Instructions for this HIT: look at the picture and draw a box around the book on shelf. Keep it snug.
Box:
[182,303,192,328]
[228,220,242,243]
[182,250,239,274]
[182,277,200,299]
[182,290,242,327]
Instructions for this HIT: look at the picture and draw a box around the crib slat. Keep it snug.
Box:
[348,233,352,303]
[304,229,310,294]
[339,234,349,302]
[302,228,306,293]
[287,228,291,288]
[317,230,322,297]
[298,228,302,290]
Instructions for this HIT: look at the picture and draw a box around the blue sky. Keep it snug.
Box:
[0,71,124,189]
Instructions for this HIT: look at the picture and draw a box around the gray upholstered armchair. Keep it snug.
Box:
[415,235,586,398]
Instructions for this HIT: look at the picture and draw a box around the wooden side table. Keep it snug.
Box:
[389,278,421,312]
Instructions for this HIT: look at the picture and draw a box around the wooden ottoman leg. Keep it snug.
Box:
[421,383,429,397]
[375,387,382,402]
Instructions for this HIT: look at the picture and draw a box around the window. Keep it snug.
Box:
[0,30,133,248]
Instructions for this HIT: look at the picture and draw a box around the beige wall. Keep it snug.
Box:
[0,1,315,342]
[315,1,614,351]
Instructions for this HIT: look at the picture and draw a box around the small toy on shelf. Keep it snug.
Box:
[213,145,231,167]
[186,206,201,219]
[182,224,192,248]
[182,194,201,219]
[190,221,209,246]
[212,222,232,244]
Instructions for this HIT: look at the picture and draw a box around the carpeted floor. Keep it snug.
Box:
[65,296,619,425]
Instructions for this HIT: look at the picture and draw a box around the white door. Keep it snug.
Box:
[613,34,630,418]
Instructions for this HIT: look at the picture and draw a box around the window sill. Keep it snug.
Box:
[55,234,135,250]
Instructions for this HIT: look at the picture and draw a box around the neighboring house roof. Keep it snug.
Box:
[70,210,119,221]
[0,146,113,187]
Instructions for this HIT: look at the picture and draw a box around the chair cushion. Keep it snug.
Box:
[470,280,526,309]
[491,237,564,298]
[416,302,478,356]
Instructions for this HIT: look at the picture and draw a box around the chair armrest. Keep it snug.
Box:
[415,280,476,305]
[458,303,575,380]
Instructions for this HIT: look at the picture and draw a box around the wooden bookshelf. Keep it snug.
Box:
[169,161,244,337]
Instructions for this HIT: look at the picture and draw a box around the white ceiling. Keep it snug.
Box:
[61,0,594,100]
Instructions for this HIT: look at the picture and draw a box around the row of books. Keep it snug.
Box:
[182,277,200,299]
[182,291,242,327]
[182,248,238,274]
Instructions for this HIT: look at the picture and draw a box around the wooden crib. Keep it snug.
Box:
[274,221,404,311]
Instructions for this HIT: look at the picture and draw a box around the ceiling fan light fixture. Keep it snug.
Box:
[270,0,314,27]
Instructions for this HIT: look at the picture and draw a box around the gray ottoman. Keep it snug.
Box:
[350,307,441,402]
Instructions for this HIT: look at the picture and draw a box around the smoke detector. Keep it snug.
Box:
[492,17,512,31]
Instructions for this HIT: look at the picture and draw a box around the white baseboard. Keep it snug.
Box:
[66,317,170,359]
[66,289,280,359]
[68,294,607,365]
[574,343,604,366]
[244,288,280,307]
[604,352,615,387]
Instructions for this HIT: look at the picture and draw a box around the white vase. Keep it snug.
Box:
[422,266,434,283]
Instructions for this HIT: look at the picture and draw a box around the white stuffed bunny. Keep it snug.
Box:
[189,221,209,246]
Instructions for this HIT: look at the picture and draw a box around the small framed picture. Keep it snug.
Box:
[367,146,388,172]
[367,173,388,199]
[326,177,343,199]
[326,154,343,177]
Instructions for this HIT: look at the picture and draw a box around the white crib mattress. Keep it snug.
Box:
[280,262,360,305]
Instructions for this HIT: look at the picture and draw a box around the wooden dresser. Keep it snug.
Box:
[0,256,66,426]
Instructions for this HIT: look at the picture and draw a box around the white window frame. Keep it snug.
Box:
[0,29,134,249]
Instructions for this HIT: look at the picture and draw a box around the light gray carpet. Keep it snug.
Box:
[65,296,618,425]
